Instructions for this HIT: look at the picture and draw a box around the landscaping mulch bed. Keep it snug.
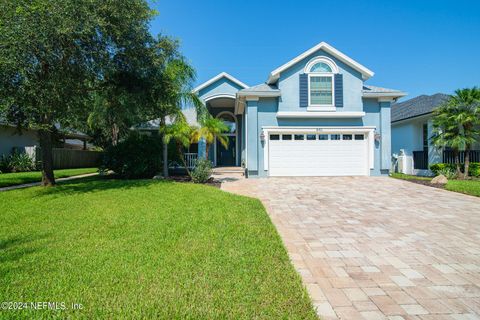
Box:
[166,175,221,188]
[405,179,445,190]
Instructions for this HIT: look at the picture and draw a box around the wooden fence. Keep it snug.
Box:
[23,146,102,169]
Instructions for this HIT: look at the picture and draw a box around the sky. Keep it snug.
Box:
[149,0,480,101]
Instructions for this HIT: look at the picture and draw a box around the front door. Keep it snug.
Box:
[217,136,236,166]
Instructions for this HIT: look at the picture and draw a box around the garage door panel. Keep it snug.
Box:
[269,133,368,176]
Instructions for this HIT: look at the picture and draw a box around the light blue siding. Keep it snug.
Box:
[198,77,243,100]
[246,97,388,177]
[391,118,426,157]
[277,49,363,113]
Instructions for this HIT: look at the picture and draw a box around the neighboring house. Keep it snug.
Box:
[0,120,92,157]
[391,93,480,175]
[158,42,406,177]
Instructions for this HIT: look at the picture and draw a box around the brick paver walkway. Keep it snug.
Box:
[222,177,480,320]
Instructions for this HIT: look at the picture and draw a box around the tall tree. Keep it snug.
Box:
[431,87,480,178]
[146,36,205,177]
[0,0,154,185]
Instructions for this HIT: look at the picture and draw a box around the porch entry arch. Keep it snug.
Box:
[214,111,238,167]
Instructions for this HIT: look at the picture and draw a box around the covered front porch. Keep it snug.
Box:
[184,94,244,168]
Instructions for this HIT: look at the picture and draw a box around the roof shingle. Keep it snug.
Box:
[391,93,450,123]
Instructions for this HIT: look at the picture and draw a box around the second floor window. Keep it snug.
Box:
[306,59,336,108]
[309,75,333,105]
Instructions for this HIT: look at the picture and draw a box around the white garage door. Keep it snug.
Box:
[268,133,368,176]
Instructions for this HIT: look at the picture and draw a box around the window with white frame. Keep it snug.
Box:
[306,58,337,109]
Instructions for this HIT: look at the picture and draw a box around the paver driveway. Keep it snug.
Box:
[222,177,480,320]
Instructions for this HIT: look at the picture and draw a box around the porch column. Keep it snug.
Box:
[246,98,258,172]
[379,100,391,172]
[198,138,207,160]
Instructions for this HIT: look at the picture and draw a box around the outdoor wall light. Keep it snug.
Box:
[374,132,381,141]
[260,131,265,142]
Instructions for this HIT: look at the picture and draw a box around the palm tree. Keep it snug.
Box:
[146,36,206,177]
[192,116,229,160]
[162,120,196,177]
[431,87,480,178]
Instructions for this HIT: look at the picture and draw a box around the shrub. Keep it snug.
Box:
[437,167,457,179]
[469,163,480,177]
[430,163,456,176]
[190,158,212,183]
[0,152,35,173]
[430,162,480,177]
[102,133,162,179]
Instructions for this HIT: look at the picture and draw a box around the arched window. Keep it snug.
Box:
[218,112,236,134]
[305,57,337,108]
[309,62,332,73]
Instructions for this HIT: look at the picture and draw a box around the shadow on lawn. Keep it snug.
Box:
[0,234,50,265]
[32,176,172,198]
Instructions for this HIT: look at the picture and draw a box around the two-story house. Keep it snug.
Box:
[188,42,406,177]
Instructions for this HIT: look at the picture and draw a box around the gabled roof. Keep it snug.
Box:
[362,85,407,99]
[267,42,375,84]
[237,83,281,97]
[391,93,450,123]
[192,72,249,93]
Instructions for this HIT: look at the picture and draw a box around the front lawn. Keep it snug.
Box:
[390,173,480,197]
[445,179,480,197]
[0,168,98,188]
[0,178,316,319]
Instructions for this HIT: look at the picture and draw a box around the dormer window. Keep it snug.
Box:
[305,57,338,111]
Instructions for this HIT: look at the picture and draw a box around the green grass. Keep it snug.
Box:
[0,178,316,319]
[390,172,480,197]
[0,168,98,188]
[445,179,480,197]
[389,172,432,181]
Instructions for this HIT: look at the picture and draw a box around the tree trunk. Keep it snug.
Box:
[454,149,462,178]
[205,143,210,161]
[38,129,55,186]
[177,144,191,177]
[464,148,470,179]
[111,123,119,146]
[161,116,168,177]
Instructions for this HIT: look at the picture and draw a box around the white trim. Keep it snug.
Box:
[363,92,407,99]
[203,93,236,102]
[276,111,365,118]
[307,106,336,112]
[236,91,281,98]
[368,130,374,169]
[245,108,248,168]
[262,126,375,176]
[307,73,335,109]
[193,72,249,93]
[267,42,374,84]
[262,126,375,132]
[215,111,239,166]
[263,130,269,171]
[304,56,339,74]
